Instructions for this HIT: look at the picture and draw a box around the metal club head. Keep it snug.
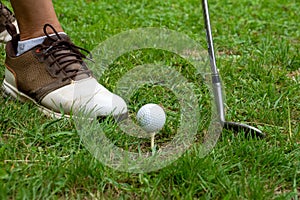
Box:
[223,121,265,138]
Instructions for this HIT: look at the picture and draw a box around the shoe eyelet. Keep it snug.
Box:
[35,48,41,53]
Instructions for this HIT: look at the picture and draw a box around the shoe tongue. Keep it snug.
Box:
[43,34,90,81]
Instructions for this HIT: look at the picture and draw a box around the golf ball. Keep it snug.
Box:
[136,103,166,133]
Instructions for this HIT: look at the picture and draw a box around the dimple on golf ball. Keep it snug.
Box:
[136,103,166,133]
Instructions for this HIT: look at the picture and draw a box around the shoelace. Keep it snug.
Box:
[0,3,15,24]
[39,24,93,80]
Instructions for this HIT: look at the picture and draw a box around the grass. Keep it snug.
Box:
[0,0,299,199]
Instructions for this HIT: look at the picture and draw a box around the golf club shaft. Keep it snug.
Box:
[201,0,226,122]
[201,0,265,137]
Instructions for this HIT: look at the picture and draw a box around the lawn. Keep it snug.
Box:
[0,0,299,199]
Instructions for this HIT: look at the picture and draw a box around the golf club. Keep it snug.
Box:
[201,0,265,138]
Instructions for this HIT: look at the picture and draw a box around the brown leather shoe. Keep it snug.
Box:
[0,2,18,42]
[2,24,127,119]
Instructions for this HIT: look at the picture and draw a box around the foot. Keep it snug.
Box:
[0,3,19,43]
[2,24,127,119]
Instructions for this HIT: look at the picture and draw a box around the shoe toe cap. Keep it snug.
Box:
[41,77,127,118]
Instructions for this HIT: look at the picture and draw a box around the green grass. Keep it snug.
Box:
[0,0,299,199]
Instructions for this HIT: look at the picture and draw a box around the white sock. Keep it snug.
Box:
[17,32,66,56]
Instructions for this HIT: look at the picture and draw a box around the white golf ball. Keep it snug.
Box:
[136,103,166,133]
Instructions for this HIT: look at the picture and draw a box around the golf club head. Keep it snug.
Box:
[223,121,265,139]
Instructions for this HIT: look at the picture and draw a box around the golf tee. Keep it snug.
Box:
[150,132,155,149]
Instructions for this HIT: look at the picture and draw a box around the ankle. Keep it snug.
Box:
[19,24,64,41]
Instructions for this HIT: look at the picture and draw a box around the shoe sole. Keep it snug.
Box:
[2,79,68,118]
[2,79,128,121]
